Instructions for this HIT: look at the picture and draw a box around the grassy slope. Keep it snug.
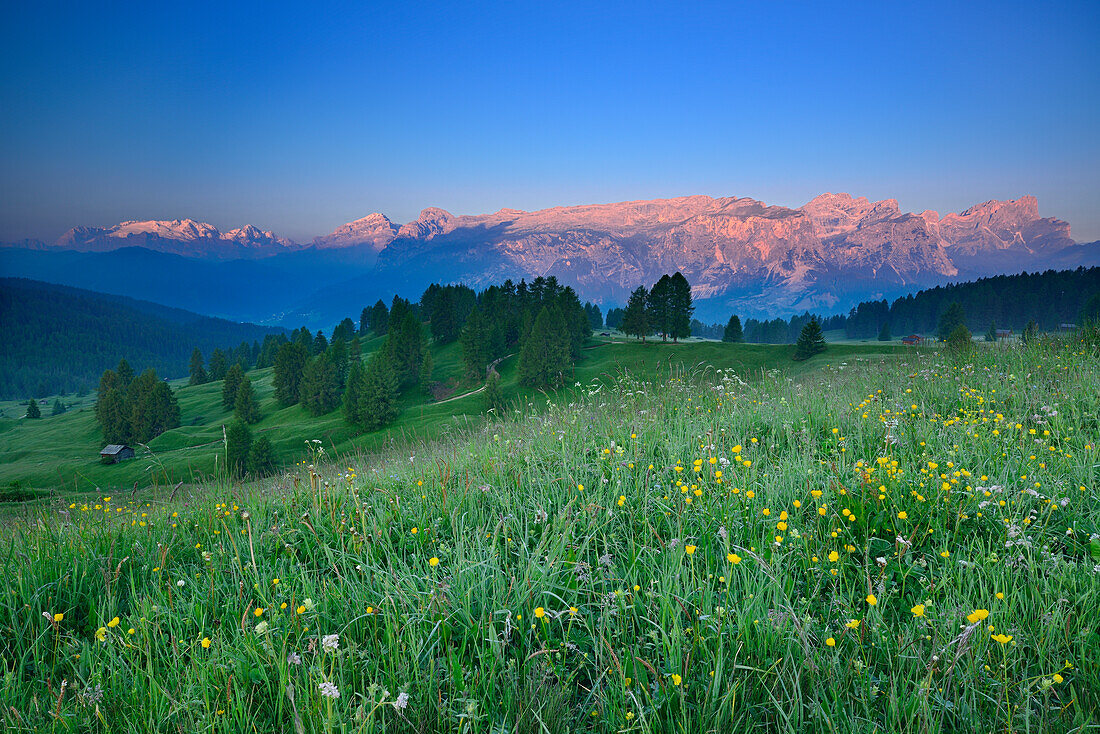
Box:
[0,337,908,493]
[0,338,1095,732]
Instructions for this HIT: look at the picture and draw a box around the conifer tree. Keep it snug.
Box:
[936,302,966,341]
[299,352,341,417]
[370,299,389,336]
[116,358,135,390]
[234,375,260,424]
[312,330,328,355]
[343,360,365,425]
[723,314,744,343]
[878,322,892,341]
[189,348,208,386]
[986,322,998,342]
[25,399,40,419]
[358,351,399,430]
[419,348,434,388]
[349,335,361,364]
[518,306,570,388]
[208,349,228,381]
[947,324,974,353]
[668,272,694,342]
[792,318,827,361]
[386,312,424,387]
[222,363,244,409]
[360,307,372,336]
[51,398,65,416]
[483,371,504,414]
[247,435,276,477]
[460,306,490,378]
[621,286,650,342]
[224,421,252,478]
[1023,320,1040,344]
[273,342,309,406]
[647,275,672,340]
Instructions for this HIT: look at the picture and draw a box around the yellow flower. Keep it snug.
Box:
[866,594,877,606]
[201,637,211,648]
[911,604,925,617]
[411,527,418,534]
[670,674,682,686]
[991,633,1013,644]
[254,608,264,617]
[940,551,950,558]
[296,605,306,614]
[967,609,989,624]
[429,557,440,567]
[272,578,280,585]
[535,607,545,619]
[366,606,374,614]
[95,627,107,642]
[828,551,839,563]
[1053,673,1064,683]
[727,553,741,564]
[845,619,860,629]
[897,511,908,520]
[107,616,120,628]
[826,637,836,647]
[685,545,697,555]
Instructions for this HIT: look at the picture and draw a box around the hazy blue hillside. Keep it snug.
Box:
[0,278,283,399]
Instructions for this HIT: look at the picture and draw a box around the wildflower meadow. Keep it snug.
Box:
[2,338,1098,732]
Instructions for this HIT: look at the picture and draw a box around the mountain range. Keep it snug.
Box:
[3,193,1097,327]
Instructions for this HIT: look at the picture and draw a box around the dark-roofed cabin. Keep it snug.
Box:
[901,335,923,345]
[996,329,1013,339]
[100,444,135,464]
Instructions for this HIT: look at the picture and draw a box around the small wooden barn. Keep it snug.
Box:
[100,444,135,464]
[901,335,924,346]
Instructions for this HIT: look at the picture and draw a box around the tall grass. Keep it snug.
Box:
[1,340,1098,732]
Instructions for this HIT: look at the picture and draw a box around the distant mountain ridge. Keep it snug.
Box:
[3,192,1097,325]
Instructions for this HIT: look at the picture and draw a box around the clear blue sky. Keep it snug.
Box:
[1,0,1098,243]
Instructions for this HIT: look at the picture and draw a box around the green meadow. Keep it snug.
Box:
[0,337,906,496]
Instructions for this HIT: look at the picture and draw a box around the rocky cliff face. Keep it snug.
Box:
[53,219,301,259]
[18,192,1089,319]
[361,193,1079,316]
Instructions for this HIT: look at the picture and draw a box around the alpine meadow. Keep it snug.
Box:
[2,2,1100,732]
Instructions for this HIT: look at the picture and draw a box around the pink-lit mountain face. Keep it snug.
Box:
[53,219,301,259]
[358,193,1082,314]
[18,193,1092,320]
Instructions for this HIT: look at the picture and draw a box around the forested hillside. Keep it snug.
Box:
[0,278,281,399]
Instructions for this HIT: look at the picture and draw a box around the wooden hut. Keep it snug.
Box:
[100,444,135,464]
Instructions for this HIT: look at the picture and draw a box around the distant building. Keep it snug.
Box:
[901,335,924,345]
[100,444,135,464]
[1059,323,1076,331]
[996,329,1013,339]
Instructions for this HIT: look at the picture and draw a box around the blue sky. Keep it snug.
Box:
[1,0,1098,242]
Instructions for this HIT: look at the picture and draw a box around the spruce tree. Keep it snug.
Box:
[668,272,694,342]
[116,358,135,389]
[299,353,341,417]
[1023,320,1039,344]
[483,371,504,413]
[878,322,892,341]
[386,312,424,387]
[234,376,260,424]
[208,349,228,381]
[273,342,309,406]
[349,335,361,363]
[25,399,40,419]
[222,363,244,409]
[51,398,65,416]
[621,286,650,342]
[985,321,998,343]
[360,307,371,336]
[247,435,276,477]
[343,361,365,425]
[647,275,672,340]
[370,299,389,336]
[723,315,744,343]
[946,324,973,354]
[358,351,399,430]
[936,302,966,342]
[224,421,252,478]
[189,348,208,386]
[419,348,434,388]
[1080,293,1100,325]
[792,318,827,361]
[460,306,490,378]
[518,305,570,388]
[312,330,329,355]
